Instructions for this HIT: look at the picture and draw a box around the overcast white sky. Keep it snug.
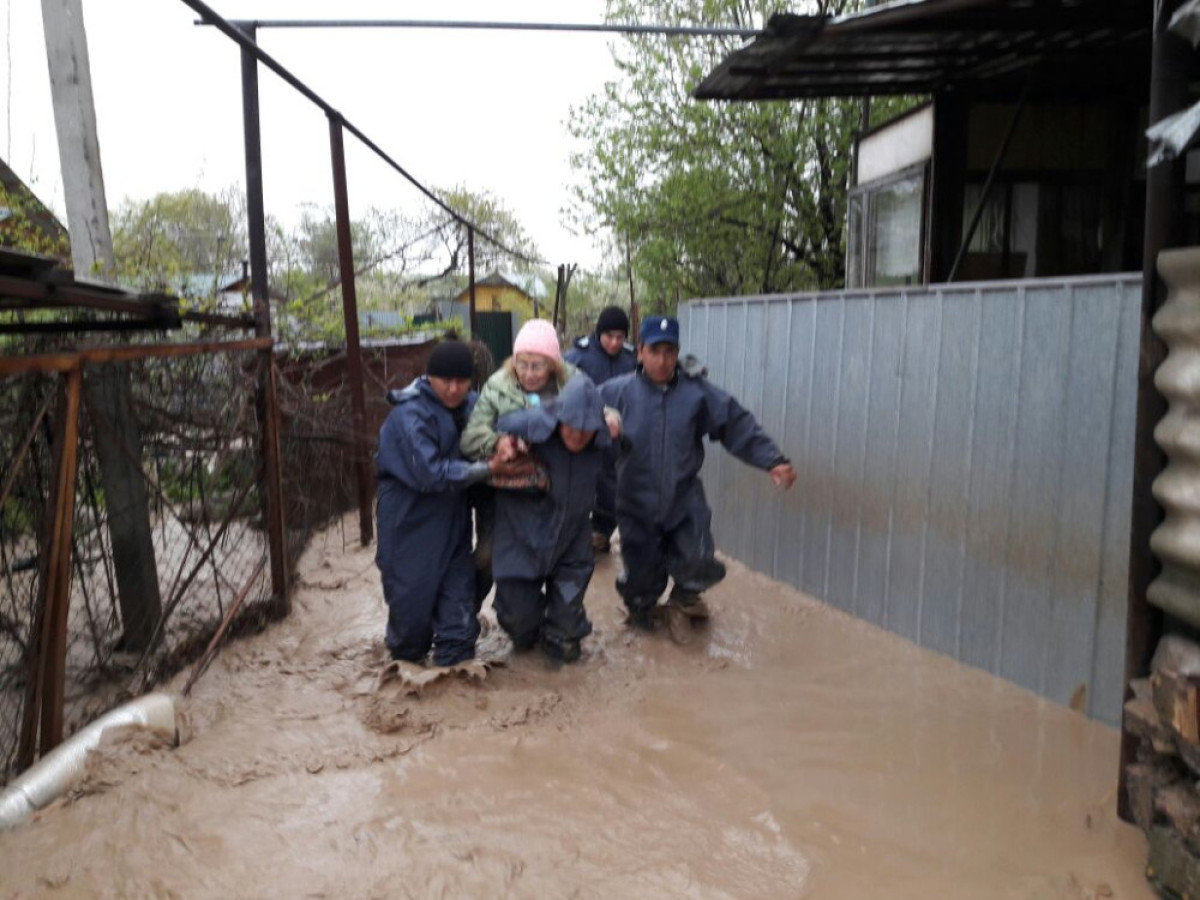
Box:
[2,0,623,270]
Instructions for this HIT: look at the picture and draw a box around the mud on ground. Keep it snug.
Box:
[0,514,1151,898]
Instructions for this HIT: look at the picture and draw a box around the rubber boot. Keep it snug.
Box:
[668,588,711,620]
[624,601,660,632]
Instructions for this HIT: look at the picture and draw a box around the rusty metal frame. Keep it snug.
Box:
[328,115,374,546]
[237,22,290,611]
[0,336,273,377]
[5,336,286,765]
[16,367,81,765]
[181,555,267,696]
[182,0,538,265]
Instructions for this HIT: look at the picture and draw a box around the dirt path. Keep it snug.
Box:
[0,515,1150,898]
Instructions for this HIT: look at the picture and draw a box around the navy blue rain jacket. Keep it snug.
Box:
[599,367,785,527]
[375,378,479,573]
[565,334,636,386]
[492,375,611,580]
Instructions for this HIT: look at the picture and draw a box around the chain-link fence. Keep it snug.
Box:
[1,346,274,782]
[274,339,494,546]
[1,335,497,783]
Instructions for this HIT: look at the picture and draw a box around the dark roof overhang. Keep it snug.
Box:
[694,0,1152,102]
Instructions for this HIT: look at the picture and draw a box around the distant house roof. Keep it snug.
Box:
[694,0,1151,101]
[453,269,548,303]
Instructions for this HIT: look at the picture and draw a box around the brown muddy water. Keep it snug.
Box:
[0,515,1149,898]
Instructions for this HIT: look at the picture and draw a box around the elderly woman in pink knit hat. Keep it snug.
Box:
[463,318,579,461]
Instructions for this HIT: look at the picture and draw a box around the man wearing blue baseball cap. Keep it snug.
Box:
[599,315,796,642]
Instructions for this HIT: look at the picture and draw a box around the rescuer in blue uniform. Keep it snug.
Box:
[599,316,797,637]
[564,306,636,553]
[375,341,529,666]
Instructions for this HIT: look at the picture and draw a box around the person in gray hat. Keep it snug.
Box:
[490,375,612,663]
[599,316,797,641]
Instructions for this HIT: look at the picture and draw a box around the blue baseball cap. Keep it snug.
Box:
[639,315,680,346]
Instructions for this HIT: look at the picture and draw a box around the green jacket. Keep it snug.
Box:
[460,362,579,460]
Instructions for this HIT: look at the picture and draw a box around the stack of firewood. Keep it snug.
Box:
[1126,635,1200,896]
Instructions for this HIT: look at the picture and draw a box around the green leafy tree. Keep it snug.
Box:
[111,187,247,298]
[0,180,70,262]
[420,186,542,285]
[570,0,914,309]
[105,185,542,347]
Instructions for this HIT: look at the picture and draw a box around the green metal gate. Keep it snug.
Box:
[475,311,514,367]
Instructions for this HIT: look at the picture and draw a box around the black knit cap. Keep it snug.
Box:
[426,340,475,379]
[596,306,630,336]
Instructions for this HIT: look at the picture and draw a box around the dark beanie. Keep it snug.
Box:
[426,340,475,379]
[596,306,630,336]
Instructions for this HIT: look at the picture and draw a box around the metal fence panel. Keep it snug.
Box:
[921,290,980,658]
[857,294,906,627]
[959,292,1024,672]
[681,274,1141,724]
[828,297,873,616]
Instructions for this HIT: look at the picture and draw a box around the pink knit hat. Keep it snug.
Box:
[512,318,562,362]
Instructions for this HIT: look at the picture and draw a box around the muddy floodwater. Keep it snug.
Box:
[0,515,1149,898]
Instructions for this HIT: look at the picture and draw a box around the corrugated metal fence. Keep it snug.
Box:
[681,275,1141,724]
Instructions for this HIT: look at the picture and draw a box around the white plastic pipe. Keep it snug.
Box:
[0,692,177,829]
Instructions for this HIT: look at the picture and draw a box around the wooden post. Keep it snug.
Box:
[240,23,289,613]
[40,0,114,277]
[626,235,639,337]
[1119,0,1191,821]
[468,227,478,338]
[553,264,564,329]
[328,115,374,547]
[43,0,163,654]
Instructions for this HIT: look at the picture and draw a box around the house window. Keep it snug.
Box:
[959,179,1102,279]
[846,163,928,289]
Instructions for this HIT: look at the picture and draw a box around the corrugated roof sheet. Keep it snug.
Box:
[694,0,1151,101]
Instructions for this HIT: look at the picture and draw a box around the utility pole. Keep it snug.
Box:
[41,0,112,277]
[41,0,163,650]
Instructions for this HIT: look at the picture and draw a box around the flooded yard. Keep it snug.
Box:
[0,514,1149,898]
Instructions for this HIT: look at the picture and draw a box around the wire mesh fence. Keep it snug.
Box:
[0,334,495,783]
[0,347,274,782]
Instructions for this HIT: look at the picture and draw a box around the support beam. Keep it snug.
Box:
[239,23,289,613]
[0,336,274,377]
[42,0,163,657]
[38,367,82,753]
[40,0,114,279]
[328,115,374,546]
[17,366,82,765]
[468,227,478,338]
[1119,0,1193,822]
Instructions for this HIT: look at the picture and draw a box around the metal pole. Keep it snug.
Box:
[183,3,540,264]
[240,23,289,613]
[329,115,374,546]
[1119,0,1190,823]
[201,18,764,38]
[468,227,478,338]
[38,366,81,754]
